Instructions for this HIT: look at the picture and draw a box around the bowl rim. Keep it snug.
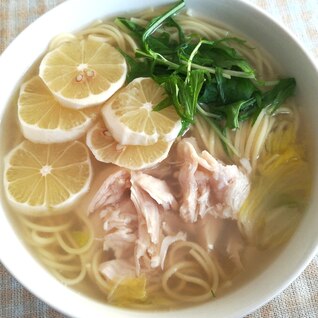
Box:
[0,0,317,318]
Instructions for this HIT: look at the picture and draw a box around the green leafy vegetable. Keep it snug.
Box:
[156,70,205,133]
[199,78,295,130]
[115,17,145,37]
[116,0,296,143]
[117,49,152,82]
[142,0,186,57]
[261,78,296,114]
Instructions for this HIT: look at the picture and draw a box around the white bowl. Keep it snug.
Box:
[0,0,317,317]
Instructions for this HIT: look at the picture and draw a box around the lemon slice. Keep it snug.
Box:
[39,39,127,109]
[4,141,92,214]
[18,76,99,144]
[102,77,181,145]
[86,120,173,170]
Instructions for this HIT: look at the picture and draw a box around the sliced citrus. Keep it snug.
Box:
[86,120,173,170]
[39,39,127,109]
[4,141,92,214]
[102,77,181,145]
[18,76,99,144]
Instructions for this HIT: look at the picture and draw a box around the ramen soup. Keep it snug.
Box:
[0,0,312,309]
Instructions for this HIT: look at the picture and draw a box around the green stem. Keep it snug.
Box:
[196,104,222,119]
[137,50,254,80]
[198,115,239,156]
[187,62,255,79]
[142,0,186,43]
[136,50,180,69]
[186,41,203,82]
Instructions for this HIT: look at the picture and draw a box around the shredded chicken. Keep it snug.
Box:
[132,172,178,210]
[100,259,136,280]
[177,138,250,222]
[158,232,186,269]
[101,198,137,259]
[88,169,130,214]
[131,177,161,245]
[89,169,185,279]
[89,138,249,284]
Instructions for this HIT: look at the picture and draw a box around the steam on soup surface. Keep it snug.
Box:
[1,0,312,309]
